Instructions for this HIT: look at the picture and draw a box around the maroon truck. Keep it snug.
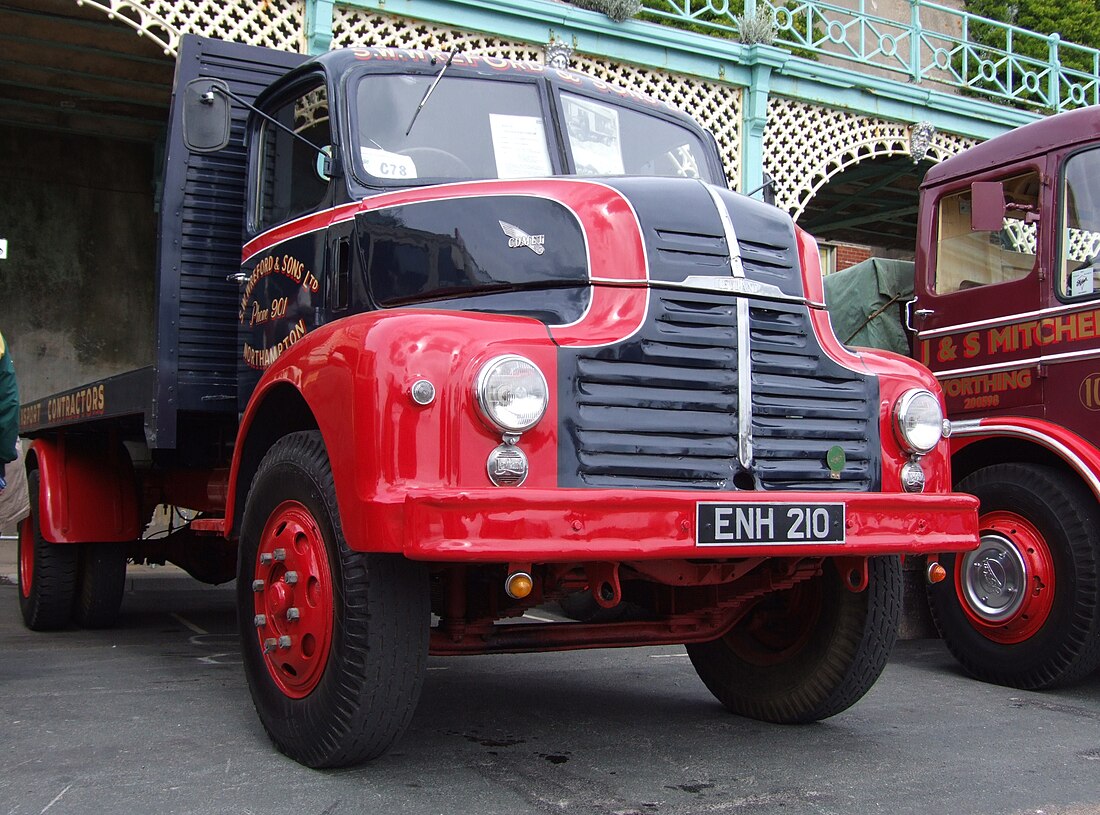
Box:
[829,106,1100,689]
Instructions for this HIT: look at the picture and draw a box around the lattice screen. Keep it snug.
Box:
[765,96,978,220]
[76,1,986,217]
[331,6,743,185]
[76,0,304,55]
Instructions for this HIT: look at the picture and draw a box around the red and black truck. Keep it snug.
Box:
[17,36,976,767]
[827,107,1100,690]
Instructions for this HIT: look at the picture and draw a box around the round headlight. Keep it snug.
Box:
[894,388,944,454]
[475,355,548,433]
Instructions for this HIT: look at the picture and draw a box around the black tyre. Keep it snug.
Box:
[73,543,128,629]
[17,469,79,631]
[238,431,429,768]
[687,556,901,723]
[928,463,1100,689]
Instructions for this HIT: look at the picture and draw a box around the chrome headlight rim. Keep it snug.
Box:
[474,354,549,434]
[893,387,944,455]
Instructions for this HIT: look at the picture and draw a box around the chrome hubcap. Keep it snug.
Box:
[960,531,1028,622]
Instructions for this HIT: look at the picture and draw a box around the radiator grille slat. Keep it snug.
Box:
[559,289,879,491]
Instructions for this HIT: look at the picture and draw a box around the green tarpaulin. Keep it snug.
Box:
[823,257,915,355]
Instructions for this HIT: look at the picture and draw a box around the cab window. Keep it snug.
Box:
[933,171,1039,295]
[255,81,331,232]
[1058,148,1100,299]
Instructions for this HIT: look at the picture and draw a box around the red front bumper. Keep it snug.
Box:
[400,488,979,562]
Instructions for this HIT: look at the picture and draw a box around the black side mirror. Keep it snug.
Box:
[182,78,232,153]
[971,181,1006,232]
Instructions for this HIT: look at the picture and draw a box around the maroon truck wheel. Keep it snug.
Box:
[929,463,1100,689]
[238,431,429,768]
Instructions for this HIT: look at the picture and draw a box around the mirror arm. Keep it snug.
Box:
[209,83,327,158]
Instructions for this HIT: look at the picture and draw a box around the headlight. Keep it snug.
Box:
[475,355,548,433]
[893,388,944,454]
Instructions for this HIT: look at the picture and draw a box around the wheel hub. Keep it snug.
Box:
[252,501,334,698]
[954,510,1056,644]
[960,533,1027,622]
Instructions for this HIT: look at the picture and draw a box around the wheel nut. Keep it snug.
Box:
[285,571,299,585]
[260,552,273,565]
[263,637,277,654]
[252,579,265,592]
[254,614,267,627]
[273,548,286,562]
[286,607,300,621]
[278,635,292,650]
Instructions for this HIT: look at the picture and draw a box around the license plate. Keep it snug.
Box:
[696,502,845,546]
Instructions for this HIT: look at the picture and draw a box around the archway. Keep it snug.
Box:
[0,0,174,401]
[798,155,936,261]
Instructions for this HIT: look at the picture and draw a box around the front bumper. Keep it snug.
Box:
[401,488,978,562]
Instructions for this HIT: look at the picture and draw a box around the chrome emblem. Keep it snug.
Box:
[499,220,545,255]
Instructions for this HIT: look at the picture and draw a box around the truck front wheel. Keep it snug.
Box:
[238,431,429,768]
[686,556,902,721]
[17,468,79,631]
[686,556,901,723]
[928,463,1100,689]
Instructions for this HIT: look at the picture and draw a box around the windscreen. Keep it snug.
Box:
[355,74,554,183]
[559,91,717,182]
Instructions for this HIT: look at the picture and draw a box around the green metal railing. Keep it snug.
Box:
[640,0,1100,111]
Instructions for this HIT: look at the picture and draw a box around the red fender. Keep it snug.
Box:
[27,436,140,543]
[950,415,1100,501]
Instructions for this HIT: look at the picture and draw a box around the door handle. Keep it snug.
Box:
[226,272,248,284]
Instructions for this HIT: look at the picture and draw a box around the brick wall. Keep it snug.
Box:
[833,242,874,271]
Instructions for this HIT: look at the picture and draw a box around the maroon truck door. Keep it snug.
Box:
[1039,145,1100,443]
[912,165,1046,419]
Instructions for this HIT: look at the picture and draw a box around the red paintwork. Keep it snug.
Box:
[225,308,560,548]
[18,517,32,598]
[800,229,955,493]
[400,488,976,561]
[27,437,141,544]
[252,500,334,698]
[956,509,1055,644]
[950,416,1100,502]
[216,199,977,567]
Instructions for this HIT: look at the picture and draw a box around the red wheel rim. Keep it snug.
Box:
[251,501,334,698]
[18,516,33,599]
[954,510,1056,644]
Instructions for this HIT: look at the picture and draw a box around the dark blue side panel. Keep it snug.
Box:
[152,36,306,448]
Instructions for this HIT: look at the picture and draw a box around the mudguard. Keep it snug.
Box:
[27,436,140,543]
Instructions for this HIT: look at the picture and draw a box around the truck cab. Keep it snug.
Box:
[17,39,977,768]
[897,107,1100,689]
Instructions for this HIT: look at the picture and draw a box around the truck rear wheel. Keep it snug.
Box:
[238,431,429,768]
[73,543,128,629]
[686,556,901,723]
[928,463,1100,689]
[17,469,79,631]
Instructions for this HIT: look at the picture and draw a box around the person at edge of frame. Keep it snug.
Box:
[0,329,17,493]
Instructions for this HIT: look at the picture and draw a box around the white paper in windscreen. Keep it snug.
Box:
[489,114,553,178]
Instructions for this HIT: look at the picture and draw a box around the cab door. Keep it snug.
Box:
[912,165,1046,418]
[1042,145,1100,442]
[238,76,332,408]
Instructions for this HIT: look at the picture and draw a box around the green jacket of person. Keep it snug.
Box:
[0,330,19,472]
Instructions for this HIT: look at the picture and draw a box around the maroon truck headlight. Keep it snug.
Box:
[475,355,548,434]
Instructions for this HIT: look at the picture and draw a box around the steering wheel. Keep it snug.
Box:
[398,147,474,179]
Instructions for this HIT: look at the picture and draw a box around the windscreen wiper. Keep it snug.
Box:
[405,50,460,137]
